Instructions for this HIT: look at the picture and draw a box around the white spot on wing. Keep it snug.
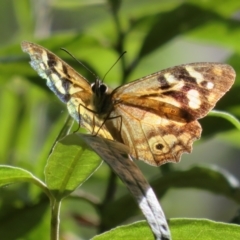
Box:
[39,62,45,70]
[206,81,214,89]
[42,50,48,63]
[54,77,66,94]
[186,66,204,84]
[187,89,201,109]
[164,73,178,84]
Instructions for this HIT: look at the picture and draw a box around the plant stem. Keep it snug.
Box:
[50,199,61,240]
[103,170,117,205]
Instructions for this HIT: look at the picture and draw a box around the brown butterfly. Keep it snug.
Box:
[21,41,235,166]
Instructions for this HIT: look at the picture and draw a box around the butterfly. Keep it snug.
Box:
[21,41,235,166]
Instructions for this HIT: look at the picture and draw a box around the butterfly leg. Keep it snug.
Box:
[95,114,123,142]
[72,103,82,133]
[73,103,98,133]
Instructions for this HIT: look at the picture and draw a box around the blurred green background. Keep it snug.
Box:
[0,0,240,239]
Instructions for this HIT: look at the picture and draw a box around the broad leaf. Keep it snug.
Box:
[92,219,240,240]
[45,134,102,200]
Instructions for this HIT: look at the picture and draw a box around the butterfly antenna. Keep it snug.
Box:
[102,51,127,81]
[60,47,98,79]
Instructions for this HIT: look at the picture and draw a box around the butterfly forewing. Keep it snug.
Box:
[113,63,235,120]
[21,41,112,139]
[22,41,235,166]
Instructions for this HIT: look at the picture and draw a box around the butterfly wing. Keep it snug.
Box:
[110,63,235,166]
[22,43,235,166]
[21,41,112,139]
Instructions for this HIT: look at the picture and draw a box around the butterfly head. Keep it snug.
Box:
[90,78,113,116]
[91,78,108,98]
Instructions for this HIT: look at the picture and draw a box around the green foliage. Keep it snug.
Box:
[93,219,240,240]
[45,134,102,199]
[0,0,239,239]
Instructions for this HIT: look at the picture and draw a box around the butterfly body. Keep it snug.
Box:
[21,41,235,166]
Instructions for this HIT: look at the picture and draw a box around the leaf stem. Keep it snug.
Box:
[50,199,61,240]
[208,110,240,131]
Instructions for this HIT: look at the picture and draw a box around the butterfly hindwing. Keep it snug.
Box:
[109,97,201,166]
[110,63,235,165]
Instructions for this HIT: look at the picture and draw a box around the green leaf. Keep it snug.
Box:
[92,219,240,240]
[44,134,102,200]
[101,165,240,229]
[92,221,153,240]
[185,15,240,53]
[137,3,230,58]
[0,197,49,240]
[170,218,240,240]
[0,165,46,190]
[152,164,240,202]
[189,0,240,16]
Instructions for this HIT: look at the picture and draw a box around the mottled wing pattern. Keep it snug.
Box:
[21,41,235,167]
[21,41,112,139]
[110,63,235,166]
